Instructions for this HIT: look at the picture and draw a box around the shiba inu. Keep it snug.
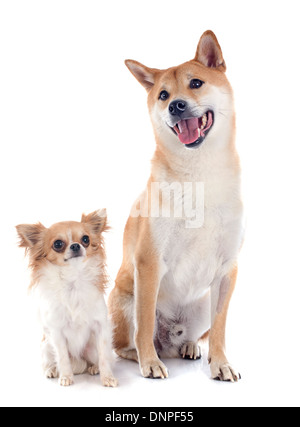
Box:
[108,31,243,382]
[16,210,118,387]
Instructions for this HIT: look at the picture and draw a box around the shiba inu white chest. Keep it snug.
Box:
[153,207,242,306]
[150,149,243,306]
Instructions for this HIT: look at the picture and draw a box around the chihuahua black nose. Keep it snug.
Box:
[169,99,186,116]
[70,243,81,252]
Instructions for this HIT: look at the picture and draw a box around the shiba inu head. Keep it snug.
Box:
[125,31,234,154]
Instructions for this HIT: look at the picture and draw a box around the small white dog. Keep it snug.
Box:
[16,209,118,387]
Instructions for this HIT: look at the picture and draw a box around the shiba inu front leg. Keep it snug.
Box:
[135,257,168,379]
[209,266,240,382]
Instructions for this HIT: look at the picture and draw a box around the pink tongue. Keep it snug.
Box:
[177,118,199,144]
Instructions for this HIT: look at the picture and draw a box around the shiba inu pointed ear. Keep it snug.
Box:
[125,60,160,91]
[195,30,226,71]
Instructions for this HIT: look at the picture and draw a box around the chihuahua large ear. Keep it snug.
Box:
[81,209,108,234]
[16,223,46,249]
[125,60,160,91]
[195,30,226,71]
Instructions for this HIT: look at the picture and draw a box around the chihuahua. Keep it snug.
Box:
[16,209,118,387]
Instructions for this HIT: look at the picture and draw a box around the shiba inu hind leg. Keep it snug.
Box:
[108,284,135,355]
[178,296,210,361]
[179,330,210,360]
[180,342,201,360]
[179,330,210,361]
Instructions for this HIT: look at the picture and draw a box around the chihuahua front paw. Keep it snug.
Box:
[88,365,100,376]
[45,366,58,379]
[140,359,169,379]
[101,375,118,388]
[59,375,74,387]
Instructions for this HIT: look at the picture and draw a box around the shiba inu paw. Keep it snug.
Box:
[101,375,118,388]
[45,367,58,378]
[141,359,169,379]
[88,365,99,376]
[180,342,201,360]
[210,361,241,382]
[59,375,74,387]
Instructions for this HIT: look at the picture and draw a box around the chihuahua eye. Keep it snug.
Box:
[81,235,90,247]
[159,90,169,101]
[53,240,65,252]
[190,79,204,89]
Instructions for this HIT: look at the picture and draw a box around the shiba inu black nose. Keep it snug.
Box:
[169,99,186,116]
[70,243,81,252]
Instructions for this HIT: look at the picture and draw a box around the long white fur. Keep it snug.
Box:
[34,254,117,387]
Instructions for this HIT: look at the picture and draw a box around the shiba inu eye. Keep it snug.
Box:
[159,90,169,101]
[190,79,204,89]
[53,240,66,253]
[81,235,90,248]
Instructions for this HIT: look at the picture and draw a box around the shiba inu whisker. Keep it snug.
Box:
[218,111,228,118]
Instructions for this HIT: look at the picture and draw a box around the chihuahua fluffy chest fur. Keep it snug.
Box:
[36,257,109,360]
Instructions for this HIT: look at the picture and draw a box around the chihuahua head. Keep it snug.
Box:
[125,30,234,154]
[16,209,108,273]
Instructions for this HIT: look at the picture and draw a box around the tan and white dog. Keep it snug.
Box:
[108,31,243,382]
[17,210,118,387]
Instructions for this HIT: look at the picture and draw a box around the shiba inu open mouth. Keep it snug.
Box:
[172,110,214,149]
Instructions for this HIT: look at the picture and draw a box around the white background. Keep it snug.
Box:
[1,0,300,408]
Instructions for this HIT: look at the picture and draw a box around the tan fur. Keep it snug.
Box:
[109,31,242,382]
[108,215,138,351]
[133,216,168,377]
[17,210,109,291]
[208,266,240,381]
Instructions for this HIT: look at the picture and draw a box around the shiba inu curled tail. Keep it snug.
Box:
[109,31,243,382]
